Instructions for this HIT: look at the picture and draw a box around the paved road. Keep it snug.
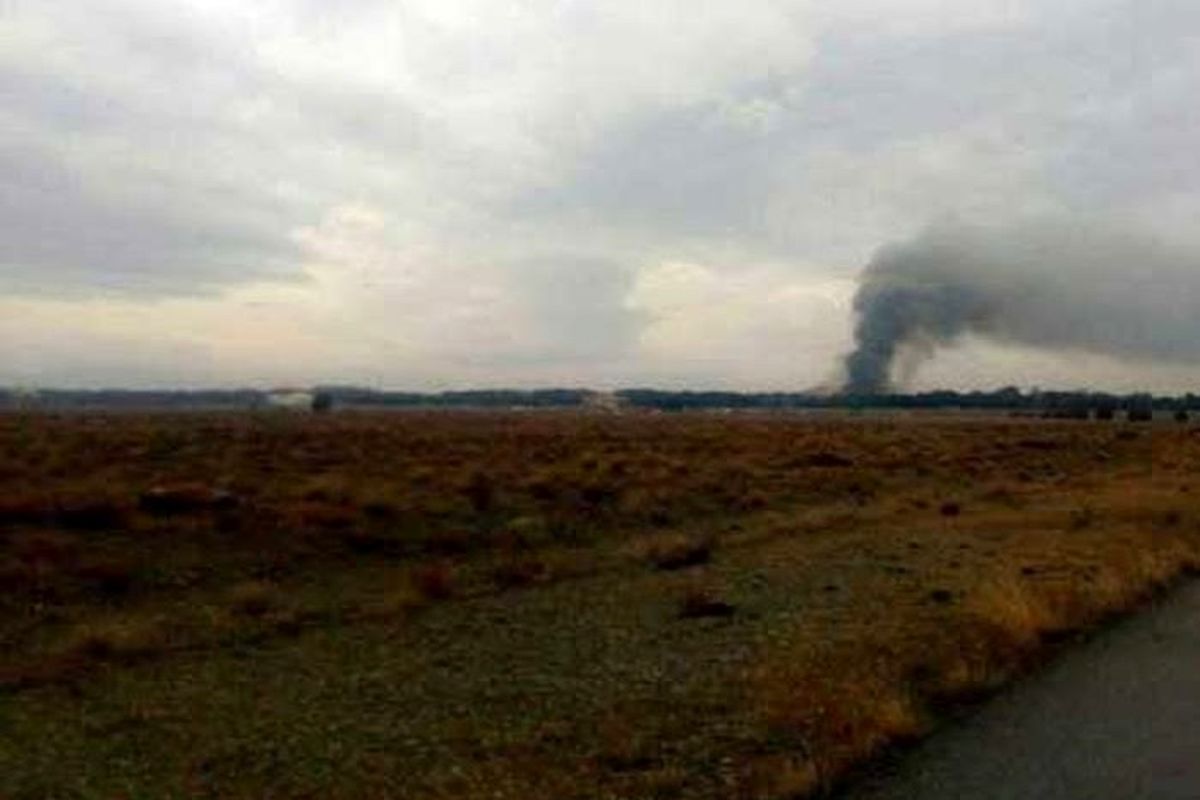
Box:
[843,581,1200,799]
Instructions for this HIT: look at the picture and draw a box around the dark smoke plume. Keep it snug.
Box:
[843,218,1200,394]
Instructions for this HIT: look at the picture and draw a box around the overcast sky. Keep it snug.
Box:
[3,0,1199,390]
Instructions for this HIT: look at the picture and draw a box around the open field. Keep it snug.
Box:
[2,410,1199,798]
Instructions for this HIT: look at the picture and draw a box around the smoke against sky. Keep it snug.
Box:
[2,1,1200,389]
[843,219,1200,394]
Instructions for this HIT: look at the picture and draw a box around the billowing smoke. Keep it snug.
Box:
[843,218,1200,394]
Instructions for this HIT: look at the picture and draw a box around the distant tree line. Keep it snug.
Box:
[0,389,266,410]
[310,387,591,409]
[1,385,1197,415]
[613,387,1193,415]
[0,387,591,411]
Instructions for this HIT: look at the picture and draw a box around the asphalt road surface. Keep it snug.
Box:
[843,581,1200,799]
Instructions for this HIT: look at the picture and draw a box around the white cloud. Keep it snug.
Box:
[814,0,1033,38]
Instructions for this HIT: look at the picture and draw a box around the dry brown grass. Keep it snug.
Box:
[753,663,926,796]
[4,411,1200,798]
[735,474,1200,796]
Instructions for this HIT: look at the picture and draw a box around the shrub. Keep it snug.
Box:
[295,501,358,530]
[801,452,855,468]
[492,557,548,589]
[648,535,713,571]
[736,490,770,512]
[228,581,281,617]
[412,561,456,600]
[139,483,238,516]
[524,476,558,503]
[423,528,473,556]
[355,585,423,622]
[75,558,136,597]
[55,496,130,530]
[1127,407,1153,423]
[928,588,955,605]
[0,558,28,590]
[579,481,620,508]
[12,530,77,567]
[464,471,496,515]
[311,392,334,413]
[341,529,402,556]
[1159,509,1183,528]
[497,515,552,550]
[63,619,166,663]
[1068,506,1095,530]
[361,498,399,520]
[678,585,735,619]
[0,495,54,526]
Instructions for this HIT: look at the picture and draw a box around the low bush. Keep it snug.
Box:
[412,561,456,600]
[492,557,549,589]
[75,557,137,597]
[648,535,714,571]
[227,580,282,618]
[678,584,735,619]
[55,496,131,530]
[62,618,167,664]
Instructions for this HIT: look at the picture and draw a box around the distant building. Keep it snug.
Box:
[266,390,315,410]
[582,391,626,413]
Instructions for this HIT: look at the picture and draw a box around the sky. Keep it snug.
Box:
[3,0,1199,391]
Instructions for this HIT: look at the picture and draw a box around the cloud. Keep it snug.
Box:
[626,260,854,389]
[1,1,431,296]
[3,0,1199,389]
[0,201,648,388]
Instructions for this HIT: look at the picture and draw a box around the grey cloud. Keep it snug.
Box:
[0,142,303,297]
[804,0,1200,208]
[502,255,647,363]
[1,2,428,297]
[510,0,1200,273]
[3,0,1200,390]
[9,0,1197,297]
[525,77,807,243]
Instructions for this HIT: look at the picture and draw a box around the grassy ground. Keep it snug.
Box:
[2,410,1198,798]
